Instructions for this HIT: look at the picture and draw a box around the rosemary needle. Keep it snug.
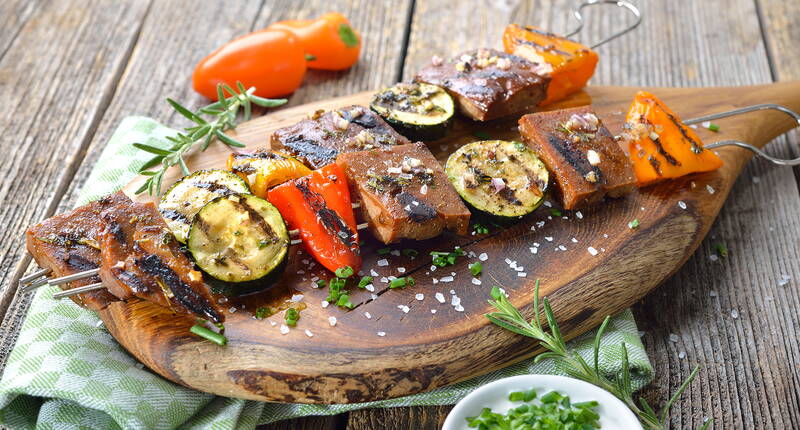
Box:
[134,81,287,195]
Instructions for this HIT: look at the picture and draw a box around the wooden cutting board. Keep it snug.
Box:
[105,82,800,403]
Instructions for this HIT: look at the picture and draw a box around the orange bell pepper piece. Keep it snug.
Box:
[268,164,361,273]
[268,13,361,71]
[227,150,311,198]
[622,91,723,186]
[502,24,599,106]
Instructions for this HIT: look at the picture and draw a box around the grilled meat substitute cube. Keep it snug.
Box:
[24,192,132,311]
[271,105,410,169]
[336,142,471,243]
[519,106,636,210]
[98,196,223,323]
[415,48,550,121]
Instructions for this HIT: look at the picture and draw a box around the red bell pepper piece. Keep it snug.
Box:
[268,164,361,273]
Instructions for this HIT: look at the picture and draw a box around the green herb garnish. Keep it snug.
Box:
[284,308,300,326]
[254,307,273,319]
[467,388,600,429]
[335,266,354,278]
[431,247,466,267]
[378,247,392,255]
[707,122,720,132]
[469,261,482,277]
[716,243,728,258]
[472,223,489,235]
[336,293,355,309]
[357,276,373,289]
[629,218,640,229]
[338,23,359,48]
[485,281,711,430]
[304,53,317,61]
[190,325,227,346]
[550,208,562,217]
[389,276,415,289]
[134,82,286,195]
[258,239,269,249]
[316,279,327,289]
[402,248,419,258]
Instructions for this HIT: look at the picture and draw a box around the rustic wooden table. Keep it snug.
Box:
[1,0,799,428]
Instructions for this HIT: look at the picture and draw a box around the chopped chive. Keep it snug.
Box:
[304,53,317,61]
[550,208,562,217]
[390,276,414,289]
[284,308,300,326]
[335,266,354,278]
[708,123,720,132]
[716,243,728,258]
[190,325,227,346]
[357,276,373,288]
[378,247,392,255]
[316,279,326,289]
[628,218,640,229]
[336,293,354,309]
[540,390,562,404]
[254,307,273,319]
[508,388,537,402]
[402,248,419,258]
[469,261,482,277]
[472,222,489,234]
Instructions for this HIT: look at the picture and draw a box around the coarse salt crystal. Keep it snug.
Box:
[305,329,314,337]
[435,293,446,303]
[280,324,290,335]
[270,321,277,326]
[709,290,717,297]
[328,316,337,326]
[778,274,792,286]
[669,333,679,343]
[431,309,437,314]
[731,309,739,319]
[321,300,330,308]
[603,234,608,238]
[518,272,527,277]
[290,294,304,302]
[576,211,583,219]
[530,247,538,254]
[420,184,428,195]
[706,184,715,194]
[587,247,598,256]
[472,278,482,285]
[398,267,406,273]
[536,221,545,228]
[431,265,437,272]
[370,269,379,277]
[371,294,378,300]
[678,201,687,210]
[365,284,375,292]
[398,305,410,313]
[544,201,552,207]
[454,305,465,312]
[377,331,386,337]
[678,351,686,359]
[440,276,454,283]
[364,312,372,319]
[558,245,567,251]
[752,176,761,184]
[709,254,719,262]
[571,238,578,243]
[479,252,488,261]
[415,293,424,300]
[380,277,388,283]
[377,259,389,266]
[545,236,553,242]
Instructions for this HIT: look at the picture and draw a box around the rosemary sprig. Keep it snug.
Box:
[486,281,711,430]
[134,82,287,195]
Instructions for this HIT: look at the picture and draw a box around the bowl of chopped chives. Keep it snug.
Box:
[442,374,642,430]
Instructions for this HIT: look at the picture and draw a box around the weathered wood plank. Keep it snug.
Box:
[0,0,41,61]
[0,0,152,322]
[360,0,800,428]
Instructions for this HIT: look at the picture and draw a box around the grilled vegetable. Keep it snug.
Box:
[227,149,311,198]
[621,91,723,186]
[503,24,599,106]
[188,194,289,284]
[159,169,250,243]
[268,163,361,273]
[446,140,549,217]
[370,82,455,141]
[518,106,636,210]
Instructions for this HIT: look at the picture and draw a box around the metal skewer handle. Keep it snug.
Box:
[565,0,642,49]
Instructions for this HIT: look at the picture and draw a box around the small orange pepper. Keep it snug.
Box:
[268,13,361,71]
[227,150,311,198]
[622,91,723,186]
[502,24,599,106]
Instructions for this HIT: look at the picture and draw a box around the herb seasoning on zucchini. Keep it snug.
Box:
[446,140,549,217]
[188,193,288,284]
[370,82,455,141]
[159,169,250,243]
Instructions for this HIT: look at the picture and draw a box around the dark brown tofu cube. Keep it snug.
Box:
[271,105,410,169]
[336,143,471,244]
[518,106,636,210]
[415,49,549,121]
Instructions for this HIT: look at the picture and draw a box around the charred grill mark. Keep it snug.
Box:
[515,37,573,57]
[160,209,188,223]
[282,135,338,165]
[665,111,703,154]
[498,187,523,206]
[397,192,437,223]
[547,134,594,178]
[137,253,222,323]
[193,182,236,195]
[108,222,127,246]
[651,135,681,166]
[295,179,358,251]
[648,155,662,176]
[114,268,149,294]
[236,199,276,240]
[65,253,98,272]
[341,109,379,129]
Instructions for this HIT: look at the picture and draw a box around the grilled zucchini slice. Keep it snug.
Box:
[446,140,549,217]
[188,194,288,284]
[159,169,250,243]
[370,82,455,141]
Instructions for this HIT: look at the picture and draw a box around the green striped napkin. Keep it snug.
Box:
[0,117,653,429]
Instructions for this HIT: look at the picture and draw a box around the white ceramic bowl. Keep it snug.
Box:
[442,374,643,430]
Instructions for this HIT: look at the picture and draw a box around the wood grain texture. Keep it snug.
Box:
[107,82,800,404]
[0,0,151,322]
